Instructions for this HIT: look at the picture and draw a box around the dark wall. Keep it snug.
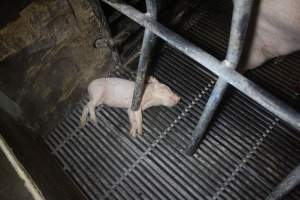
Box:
[0,0,114,138]
[0,0,31,28]
[0,0,115,198]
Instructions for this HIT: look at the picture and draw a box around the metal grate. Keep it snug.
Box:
[44,1,300,199]
[248,53,300,110]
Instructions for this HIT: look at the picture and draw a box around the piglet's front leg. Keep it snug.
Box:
[127,109,143,137]
[128,109,138,137]
[135,109,143,135]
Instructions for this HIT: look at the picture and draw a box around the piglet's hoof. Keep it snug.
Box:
[130,128,138,137]
[137,128,143,136]
[91,119,98,126]
[79,123,85,129]
[79,120,84,129]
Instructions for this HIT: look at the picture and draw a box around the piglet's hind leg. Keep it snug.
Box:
[88,90,105,126]
[80,105,89,128]
[88,101,98,125]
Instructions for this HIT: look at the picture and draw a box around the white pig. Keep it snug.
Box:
[243,0,300,71]
[80,76,180,136]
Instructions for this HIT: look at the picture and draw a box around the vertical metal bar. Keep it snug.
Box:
[266,164,300,200]
[131,0,157,111]
[226,0,254,66]
[186,0,254,155]
[88,0,122,67]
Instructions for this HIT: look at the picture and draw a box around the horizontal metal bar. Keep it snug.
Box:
[101,0,300,131]
[186,0,254,155]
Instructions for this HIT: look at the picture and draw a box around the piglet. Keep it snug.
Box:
[80,76,180,136]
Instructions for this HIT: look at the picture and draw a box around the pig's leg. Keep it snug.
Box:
[87,101,97,125]
[135,109,143,135]
[128,109,138,137]
[79,105,89,128]
[88,89,105,125]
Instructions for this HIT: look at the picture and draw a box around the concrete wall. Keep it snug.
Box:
[0,0,114,137]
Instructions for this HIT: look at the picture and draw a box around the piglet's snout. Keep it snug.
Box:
[170,94,180,105]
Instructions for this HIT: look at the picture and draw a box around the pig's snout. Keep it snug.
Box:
[171,94,180,104]
[166,94,180,107]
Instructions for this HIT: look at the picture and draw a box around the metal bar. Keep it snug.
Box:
[112,25,140,46]
[88,0,122,67]
[266,164,300,200]
[186,78,228,155]
[226,0,254,66]
[0,90,23,121]
[101,0,300,131]
[186,0,254,155]
[131,0,157,111]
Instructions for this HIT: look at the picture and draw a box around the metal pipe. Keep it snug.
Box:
[226,0,254,66]
[186,0,254,155]
[186,78,227,155]
[88,0,122,67]
[266,164,300,200]
[131,0,157,111]
[101,0,300,131]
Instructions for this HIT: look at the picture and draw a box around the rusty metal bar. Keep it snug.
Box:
[131,0,157,111]
[101,0,300,132]
[186,0,254,155]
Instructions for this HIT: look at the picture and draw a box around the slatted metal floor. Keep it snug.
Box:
[44,0,300,199]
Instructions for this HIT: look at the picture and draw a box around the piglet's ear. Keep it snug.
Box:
[147,76,159,83]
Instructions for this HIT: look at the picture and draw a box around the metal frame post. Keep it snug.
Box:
[88,0,122,67]
[186,0,254,155]
[265,164,300,200]
[101,0,300,133]
[131,0,157,111]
